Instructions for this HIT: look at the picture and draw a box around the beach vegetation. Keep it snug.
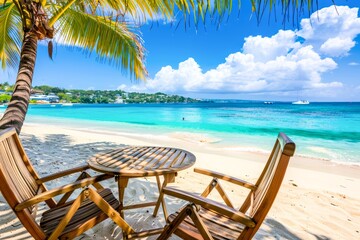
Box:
[0,0,320,133]
[30,84,200,104]
[0,82,13,92]
[0,94,11,103]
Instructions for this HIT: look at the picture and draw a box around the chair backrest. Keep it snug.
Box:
[239,132,295,239]
[0,128,46,239]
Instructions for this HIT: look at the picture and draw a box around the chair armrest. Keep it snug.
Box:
[37,165,90,183]
[163,186,255,228]
[194,168,257,191]
[15,174,112,211]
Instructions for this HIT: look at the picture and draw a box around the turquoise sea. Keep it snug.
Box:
[2,101,359,164]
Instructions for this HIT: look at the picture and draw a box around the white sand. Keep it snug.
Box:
[0,122,359,239]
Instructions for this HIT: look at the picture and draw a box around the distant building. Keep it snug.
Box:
[115,96,124,104]
[30,94,59,103]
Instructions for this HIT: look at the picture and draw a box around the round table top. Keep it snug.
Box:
[87,146,196,177]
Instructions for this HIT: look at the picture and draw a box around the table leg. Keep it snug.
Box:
[117,177,129,239]
[153,173,176,218]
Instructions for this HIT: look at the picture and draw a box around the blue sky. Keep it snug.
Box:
[1,1,360,101]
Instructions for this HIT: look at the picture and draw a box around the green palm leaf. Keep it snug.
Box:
[0,2,22,69]
[55,7,147,80]
[49,0,174,28]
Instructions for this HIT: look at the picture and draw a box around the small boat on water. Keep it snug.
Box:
[292,100,310,105]
[264,101,274,104]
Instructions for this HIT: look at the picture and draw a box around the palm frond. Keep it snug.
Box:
[79,0,317,27]
[92,0,173,20]
[0,2,22,70]
[250,0,317,24]
[55,7,147,80]
[0,0,14,5]
[171,0,317,26]
[49,0,174,27]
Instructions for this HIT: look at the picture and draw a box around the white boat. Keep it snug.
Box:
[292,100,310,105]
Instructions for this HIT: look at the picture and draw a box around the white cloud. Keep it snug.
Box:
[121,6,360,96]
[319,37,355,57]
[122,44,338,94]
[349,62,359,66]
[297,6,360,57]
[243,30,301,62]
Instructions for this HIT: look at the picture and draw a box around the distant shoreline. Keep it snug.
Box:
[2,101,360,107]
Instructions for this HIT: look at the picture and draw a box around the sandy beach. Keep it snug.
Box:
[0,122,359,239]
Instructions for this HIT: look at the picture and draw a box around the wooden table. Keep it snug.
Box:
[87,146,196,238]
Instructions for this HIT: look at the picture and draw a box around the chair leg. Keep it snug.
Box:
[158,204,213,240]
[153,174,171,218]
[157,205,190,240]
[188,205,214,240]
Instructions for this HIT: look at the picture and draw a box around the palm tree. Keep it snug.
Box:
[0,0,316,133]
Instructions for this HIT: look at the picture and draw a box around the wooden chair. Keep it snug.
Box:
[158,132,296,240]
[0,128,135,239]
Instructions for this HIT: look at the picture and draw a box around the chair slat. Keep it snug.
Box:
[40,189,115,223]
[0,142,34,203]
[252,144,281,214]
[0,142,28,202]
[5,140,37,201]
[7,137,38,193]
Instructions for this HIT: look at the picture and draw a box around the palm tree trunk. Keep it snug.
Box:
[0,31,38,134]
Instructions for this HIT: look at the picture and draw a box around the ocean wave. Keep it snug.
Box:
[229,126,360,143]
